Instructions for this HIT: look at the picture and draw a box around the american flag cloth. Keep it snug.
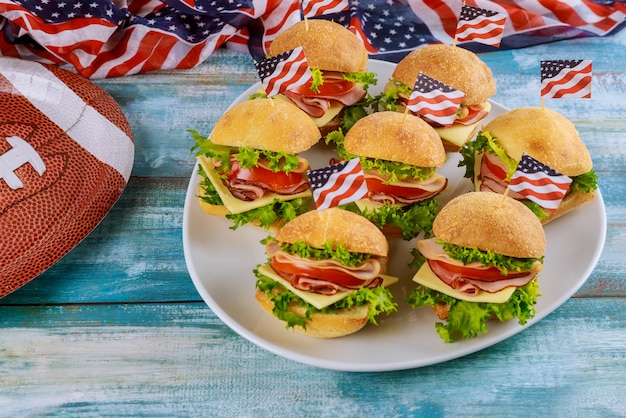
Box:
[1,1,625,78]
[407,72,464,126]
[541,59,593,98]
[455,4,506,48]
[307,158,369,211]
[302,0,349,19]
[508,153,573,211]
[254,46,312,97]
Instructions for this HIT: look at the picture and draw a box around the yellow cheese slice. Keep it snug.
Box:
[412,261,516,304]
[354,198,407,212]
[258,264,399,310]
[473,151,483,192]
[197,156,312,214]
[434,102,491,148]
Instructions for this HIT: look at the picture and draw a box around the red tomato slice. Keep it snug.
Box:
[365,177,431,200]
[227,160,305,192]
[270,258,367,288]
[290,79,354,96]
[429,260,529,282]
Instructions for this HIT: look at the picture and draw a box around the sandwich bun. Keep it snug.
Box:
[210,98,321,153]
[255,288,371,338]
[274,207,388,257]
[482,106,593,177]
[256,208,392,338]
[481,106,595,224]
[344,111,445,168]
[433,191,546,259]
[269,19,368,73]
[392,44,495,106]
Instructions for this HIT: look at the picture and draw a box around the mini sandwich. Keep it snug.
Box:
[328,111,447,240]
[268,19,376,136]
[383,44,496,152]
[254,208,398,338]
[408,192,546,343]
[458,106,598,224]
[191,98,321,231]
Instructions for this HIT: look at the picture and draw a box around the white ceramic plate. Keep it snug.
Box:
[182,60,606,372]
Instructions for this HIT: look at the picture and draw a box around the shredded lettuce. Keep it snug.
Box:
[407,279,541,343]
[254,271,397,329]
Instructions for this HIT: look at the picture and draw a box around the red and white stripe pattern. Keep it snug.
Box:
[307,158,369,211]
[508,153,572,211]
[455,4,506,48]
[407,72,464,126]
[302,0,349,19]
[541,59,593,98]
[254,46,312,97]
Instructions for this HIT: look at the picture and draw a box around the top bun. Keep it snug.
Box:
[344,111,446,168]
[210,98,321,153]
[275,208,389,257]
[392,44,495,105]
[433,192,546,259]
[482,107,593,177]
[269,20,368,73]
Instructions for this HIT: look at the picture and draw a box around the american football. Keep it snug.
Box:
[0,57,134,298]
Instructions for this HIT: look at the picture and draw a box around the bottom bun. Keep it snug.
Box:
[542,189,595,225]
[255,288,370,338]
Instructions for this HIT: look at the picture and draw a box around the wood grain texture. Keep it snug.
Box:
[1,300,625,416]
[1,32,626,416]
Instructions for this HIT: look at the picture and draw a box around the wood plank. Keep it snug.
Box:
[0,298,625,416]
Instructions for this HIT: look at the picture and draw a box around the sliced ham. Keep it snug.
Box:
[418,237,542,295]
[364,171,448,204]
[291,276,383,295]
[479,152,526,200]
[428,259,537,295]
[283,71,367,118]
[267,241,385,295]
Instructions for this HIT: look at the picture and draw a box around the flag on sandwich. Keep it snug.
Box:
[508,153,573,211]
[455,4,507,48]
[307,158,369,211]
[302,0,350,19]
[406,72,465,126]
[541,60,593,98]
[254,46,312,97]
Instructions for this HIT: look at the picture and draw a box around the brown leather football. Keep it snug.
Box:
[0,57,134,298]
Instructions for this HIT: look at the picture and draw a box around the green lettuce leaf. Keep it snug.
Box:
[254,271,397,329]
[407,279,541,343]
[437,240,544,274]
[195,162,312,230]
[345,199,439,240]
[571,170,598,193]
[264,238,372,268]
[458,131,517,180]
[190,129,300,173]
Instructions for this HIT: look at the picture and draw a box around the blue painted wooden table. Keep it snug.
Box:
[1,33,625,416]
